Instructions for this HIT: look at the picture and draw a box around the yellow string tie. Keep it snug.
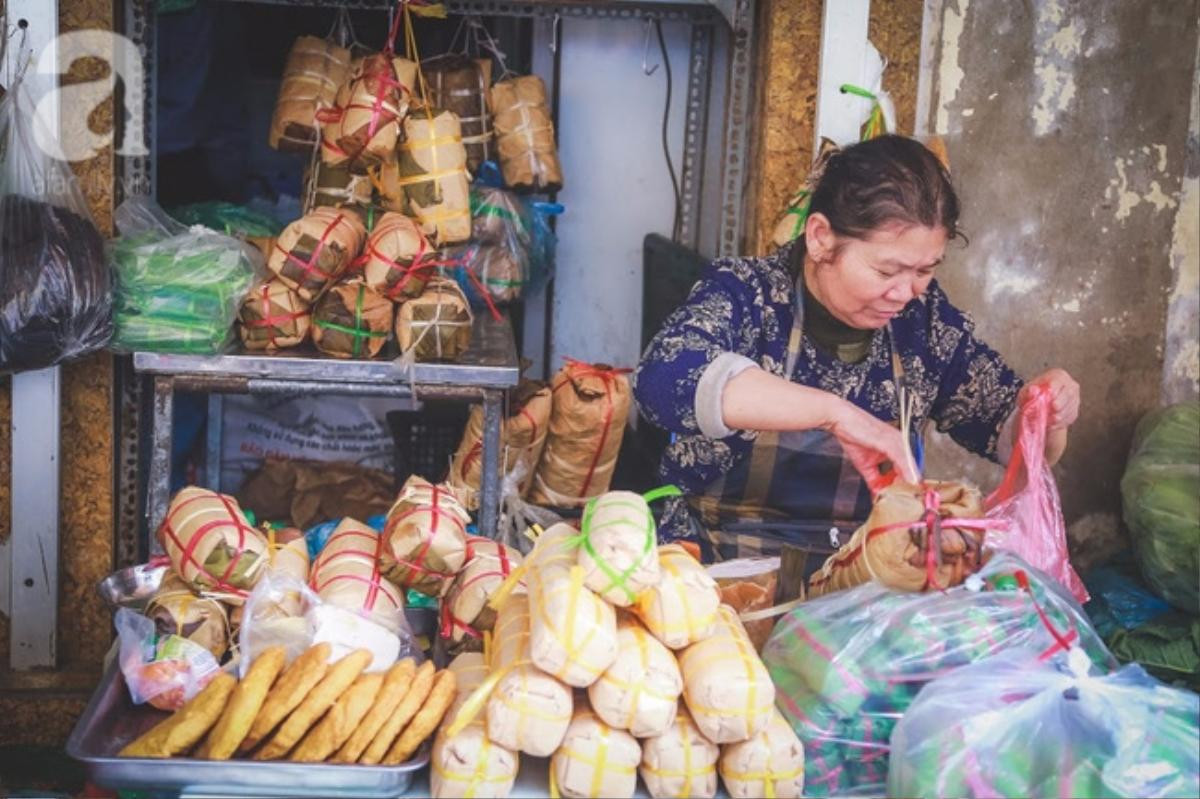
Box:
[721,765,805,799]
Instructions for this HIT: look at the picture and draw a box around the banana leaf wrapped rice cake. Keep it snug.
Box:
[396,278,473,362]
[157,487,269,603]
[312,278,393,359]
[238,279,311,351]
[423,54,493,174]
[320,54,417,172]
[303,160,373,215]
[398,109,472,245]
[360,212,434,301]
[489,75,563,193]
[268,207,366,301]
[269,35,352,152]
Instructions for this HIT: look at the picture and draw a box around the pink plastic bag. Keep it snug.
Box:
[985,388,1088,602]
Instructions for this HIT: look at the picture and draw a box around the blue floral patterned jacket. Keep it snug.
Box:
[633,241,1023,494]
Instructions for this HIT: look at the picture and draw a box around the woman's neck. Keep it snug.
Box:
[799,249,873,359]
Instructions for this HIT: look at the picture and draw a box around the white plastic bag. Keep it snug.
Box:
[115,607,221,711]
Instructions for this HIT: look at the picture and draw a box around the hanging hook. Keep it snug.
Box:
[549,12,560,55]
[642,18,660,76]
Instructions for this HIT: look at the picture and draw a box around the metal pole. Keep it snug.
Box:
[478,389,504,538]
[146,376,175,552]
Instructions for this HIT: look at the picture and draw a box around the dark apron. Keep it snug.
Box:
[681,286,910,563]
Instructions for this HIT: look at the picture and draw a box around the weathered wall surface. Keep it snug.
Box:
[920,0,1200,570]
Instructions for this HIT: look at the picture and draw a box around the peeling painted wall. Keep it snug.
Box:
[919,0,1200,570]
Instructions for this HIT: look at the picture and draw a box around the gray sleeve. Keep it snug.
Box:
[694,352,760,439]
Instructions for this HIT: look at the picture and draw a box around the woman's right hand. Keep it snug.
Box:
[825,398,920,489]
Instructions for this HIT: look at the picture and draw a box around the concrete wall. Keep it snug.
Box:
[919,0,1200,570]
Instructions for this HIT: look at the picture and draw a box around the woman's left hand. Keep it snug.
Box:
[1019,368,1080,430]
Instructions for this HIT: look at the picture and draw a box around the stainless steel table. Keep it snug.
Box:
[134,314,520,544]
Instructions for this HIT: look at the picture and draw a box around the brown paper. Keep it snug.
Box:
[360,212,434,301]
[157,487,269,603]
[489,75,563,193]
[678,605,774,744]
[323,54,415,172]
[145,571,232,661]
[312,279,394,359]
[380,476,472,598]
[236,459,396,530]
[399,110,472,245]
[268,207,367,301]
[807,480,986,598]
[303,160,373,214]
[431,652,519,799]
[238,280,311,351]
[395,278,473,362]
[447,380,552,511]
[423,54,493,174]
[707,558,780,652]
[485,595,573,757]
[269,36,352,152]
[442,537,525,646]
[309,517,406,634]
[529,361,631,507]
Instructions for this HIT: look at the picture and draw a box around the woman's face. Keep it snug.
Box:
[808,219,948,329]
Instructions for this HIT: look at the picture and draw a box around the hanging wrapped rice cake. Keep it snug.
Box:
[718,708,806,799]
[489,75,563,193]
[398,109,472,245]
[550,702,642,799]
[807,480,987,598]
[525,523,619,687]
[269,36,352,152]
[423,54,493,174]
[360,212,434,301]
[529,361,631,507]
[588,616,682,738]
[441,537,524,649]
[311,278,393,359]
[431,652,520,799]
[577,490,662,607]
[322,53,416,172]
[483,596,573,756]
[639,705,719,799]
[678,605,774,744]
[238,280,310,351]
[634,545,721,650]
[157,487,269,602]
[448,379,552,511]
[380,476,471,598]
[268,207,366,301]
[145,571,232,661]
[395,278,473,362]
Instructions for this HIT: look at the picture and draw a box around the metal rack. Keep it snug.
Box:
[134,313,520,544]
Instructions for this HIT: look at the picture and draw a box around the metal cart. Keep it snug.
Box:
[134,313,520,544]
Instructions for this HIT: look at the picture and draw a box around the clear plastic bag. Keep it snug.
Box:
[985,387,1089,602]
[0,61,111,373]
[109,196,263,354]
[888,647,1200,799]
[115,606,221,711]
[762,553,1116,797]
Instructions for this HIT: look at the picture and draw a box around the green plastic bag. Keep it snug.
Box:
[1120,402,1200,614]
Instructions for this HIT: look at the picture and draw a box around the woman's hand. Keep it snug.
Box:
[1018,368,1080,430]
[826,399,920,489]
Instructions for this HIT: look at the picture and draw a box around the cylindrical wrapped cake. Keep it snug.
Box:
[308,517,406,634]
[268,207,366,301]
[431,652,519,799]
[398,109,472,245]
[380,476,471,598]
[269,36,352,152]
[311,279,393,359]
[238,280,311,351]
[157,487,269,603]
[639,705,719,799]
[577,490,662,607]
[634,545,721,650]
[145,571,231,661]
[359,212,434,301]
[718,708,806,799]
[588,616,682,738]
[550,703,641,799]
[322,54,415,171]
[441,537,524,648]
[488,75,563,193]
[422,54,493,175]
[395,278,473,363]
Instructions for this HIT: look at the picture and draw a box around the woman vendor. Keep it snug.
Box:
[633,135,1080,556]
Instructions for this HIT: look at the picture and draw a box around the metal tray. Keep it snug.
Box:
[66,660,428,798]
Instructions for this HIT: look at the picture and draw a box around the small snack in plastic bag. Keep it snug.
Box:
[116,607,221,711]
[763,553,1115,797]
[441,536,524,649]
[0,60,111,372]
[639,704,719,799]
[577,490,663,607]
[258,526,311,619]
[381,476,472,597]
[588,615,682,737]
[525,523,619,687]
[888,647,1200,799]
[678,604,774,744]
[719,708,806,799]
[109,198,260,355]
[268,207,366,302]
[985,387,1088,602]
[145,571,232,661]
[238,279,311,351]
[550,701,641,799]
[431,652,520,799]
[634,545,721,650]
[157,487,270,602]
